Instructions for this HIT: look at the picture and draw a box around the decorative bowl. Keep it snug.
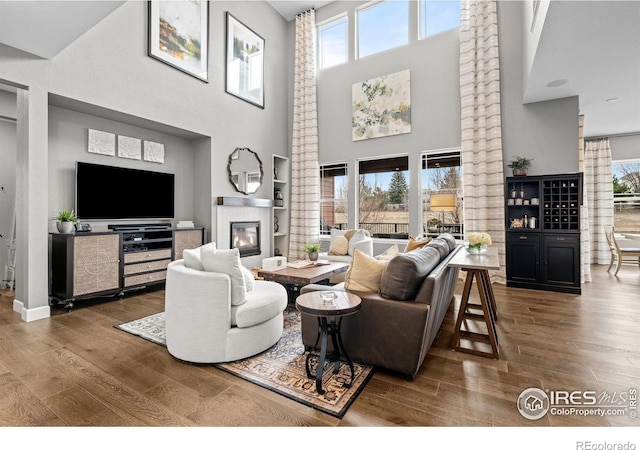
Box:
[465,245,488,255]
[320,291,337,303]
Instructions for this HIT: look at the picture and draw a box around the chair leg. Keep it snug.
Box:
[607,254,614,272]
[614,255,622,276]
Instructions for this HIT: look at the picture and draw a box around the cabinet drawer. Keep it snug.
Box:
[124,249,172,264]
[543,234,579,245]
[124,269,167,287]
[124,258,170,275]
[507,232,540,243]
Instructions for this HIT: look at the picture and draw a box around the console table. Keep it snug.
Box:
[449,246,501,359]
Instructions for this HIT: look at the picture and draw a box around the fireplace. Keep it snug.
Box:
[230,221,261,257]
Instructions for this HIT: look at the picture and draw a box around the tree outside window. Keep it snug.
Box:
[358,156,409,238]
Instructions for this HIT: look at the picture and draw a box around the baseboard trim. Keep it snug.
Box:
[13,299,51,322]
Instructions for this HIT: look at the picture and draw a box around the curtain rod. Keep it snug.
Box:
[0,115,17,123]
[585,131,640,141]
[297,7,315,17]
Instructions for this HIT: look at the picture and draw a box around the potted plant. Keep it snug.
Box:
[508,156,533,176]
[55,208,77,234]
[305,243,321,261]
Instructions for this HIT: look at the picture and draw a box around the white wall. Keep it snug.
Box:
[498,0,580,176]
[610,135,640,161]
[0,1,290,317]
[311,0,581,239]
[310,1,461,237]
[47,106,198,232]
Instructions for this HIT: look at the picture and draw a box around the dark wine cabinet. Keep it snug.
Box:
[505,173,582,294]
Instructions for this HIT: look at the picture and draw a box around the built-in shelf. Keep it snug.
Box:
[273,155,290,257]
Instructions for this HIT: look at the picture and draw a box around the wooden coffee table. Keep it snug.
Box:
[258,262,349,301]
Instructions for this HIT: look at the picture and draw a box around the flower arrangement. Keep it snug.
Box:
[467,232,492,254]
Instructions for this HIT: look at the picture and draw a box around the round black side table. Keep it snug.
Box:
[295,290,362,395]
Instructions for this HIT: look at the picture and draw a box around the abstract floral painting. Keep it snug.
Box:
[352,69,411,141]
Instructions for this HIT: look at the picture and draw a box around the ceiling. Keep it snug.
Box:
[0,1,125,59]
[523,1,640,138]
[0,1,638,138]
[266,0,334,21]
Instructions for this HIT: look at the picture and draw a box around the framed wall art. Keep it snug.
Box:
[148,0,209,82]
[352,69,411,141]
[87,129,116,156]
[226,12,265,108]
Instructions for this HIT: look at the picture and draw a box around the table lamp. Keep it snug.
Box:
[430,193,457,234]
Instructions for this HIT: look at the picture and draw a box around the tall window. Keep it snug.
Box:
[612,159,640,232]
[317,15,348,70]
[421,151,463,239]
[357,1,409,59]
[358,156,409,238]
[419,0,461,39]
[320,163,348,235]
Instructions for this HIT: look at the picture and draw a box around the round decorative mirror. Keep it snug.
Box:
[227,148,263,195]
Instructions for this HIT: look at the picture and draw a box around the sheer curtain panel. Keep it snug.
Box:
[582,138,614,265]
[289,10,320,260]
[460,0,506,282]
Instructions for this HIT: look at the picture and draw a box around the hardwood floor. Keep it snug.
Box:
[0,264,638,429]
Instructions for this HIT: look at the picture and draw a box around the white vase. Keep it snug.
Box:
[57,221,75,234]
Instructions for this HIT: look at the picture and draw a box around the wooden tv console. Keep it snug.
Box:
[49,226,205,310]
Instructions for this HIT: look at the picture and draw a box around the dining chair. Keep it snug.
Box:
[604,226,640,276]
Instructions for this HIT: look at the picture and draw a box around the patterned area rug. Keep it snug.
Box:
[115,308,374,418]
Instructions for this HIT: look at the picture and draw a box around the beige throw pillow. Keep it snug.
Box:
[405,236,432,252]
[328,235,349,255]
[376,244,400,261]
[344,249,390,293]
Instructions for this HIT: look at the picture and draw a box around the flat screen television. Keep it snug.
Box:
[75,162,175,220]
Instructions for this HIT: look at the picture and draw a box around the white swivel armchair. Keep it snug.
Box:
[164,259,288,363]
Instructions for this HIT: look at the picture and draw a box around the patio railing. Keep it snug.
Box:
[614,192,640,211]
[321,221,464,239]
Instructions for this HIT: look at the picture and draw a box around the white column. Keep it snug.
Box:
[14,87,50,322]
